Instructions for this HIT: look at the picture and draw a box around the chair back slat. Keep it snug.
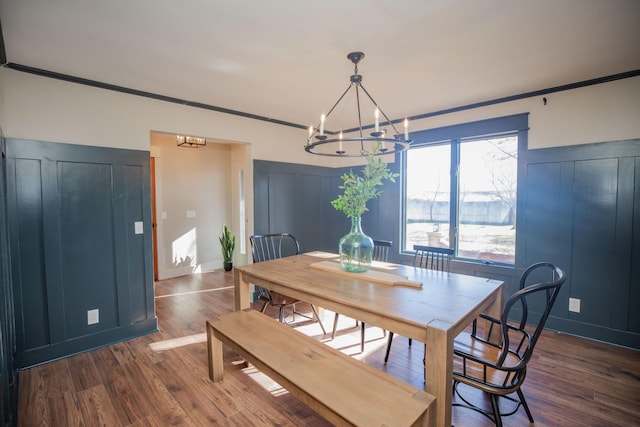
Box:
[372,240,392,262]
[250,233,301,303]
[498,262,566,367]
[250,233,300,263]
[413,245,454,272]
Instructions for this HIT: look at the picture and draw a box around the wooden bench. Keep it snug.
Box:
[207,309,435,427]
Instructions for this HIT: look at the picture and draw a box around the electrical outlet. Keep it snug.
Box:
[87,308,100,325]
[569,298,581,313]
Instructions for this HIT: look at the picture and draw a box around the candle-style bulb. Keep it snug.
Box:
[374,108,380,132]
[404,118,409,140]
[320,114,325,136]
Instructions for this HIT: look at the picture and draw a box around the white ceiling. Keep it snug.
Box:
[2,0,639,133]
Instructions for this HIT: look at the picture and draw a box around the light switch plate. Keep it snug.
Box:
[186,210,196,218]
[134,221,144,234]
[569,298,581,313]
[87,309,100,325]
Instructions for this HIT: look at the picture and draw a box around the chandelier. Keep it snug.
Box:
[176,135,206,148]
[305,52,412,157]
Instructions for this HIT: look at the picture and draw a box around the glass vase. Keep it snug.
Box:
[338,216,374,272]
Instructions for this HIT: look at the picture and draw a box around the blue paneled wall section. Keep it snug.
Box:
[253,159,402,256]
[524,139,640,348]
[6,139,157,368]
[0,134,17,426]
[254,139,640,350]
[253,160,347,254]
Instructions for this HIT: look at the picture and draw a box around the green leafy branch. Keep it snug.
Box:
[331,148,398,219]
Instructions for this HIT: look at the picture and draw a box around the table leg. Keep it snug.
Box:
[234,269,251,311]
[206,321,223,382]
[484,284,504,344]
[424,322,453,427]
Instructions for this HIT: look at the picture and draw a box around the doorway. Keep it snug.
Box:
[149,132,250,280]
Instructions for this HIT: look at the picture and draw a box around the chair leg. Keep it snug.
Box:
[422,343,426,381]
[310,304,327,335]
[517,389,534,423]
[360,322,365,353]
[260,301,269,314]
[409,338,413,347]
[278,306,285,323]
[384,332,394,363]
[490,394,503,427]
[331,313,340,339]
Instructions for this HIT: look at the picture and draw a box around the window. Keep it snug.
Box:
[403,115,527,265]
[457,136,518,263]
[405,144,451,250]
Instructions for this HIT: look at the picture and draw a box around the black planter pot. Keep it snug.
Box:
[223,262,233,272]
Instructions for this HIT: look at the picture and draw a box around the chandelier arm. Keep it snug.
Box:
[355,84,363,138]
[323,83,354,124]
[358,83,403,137]
[354,84,366,153]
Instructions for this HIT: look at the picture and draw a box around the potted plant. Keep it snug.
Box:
[331,146,397,272]
[219,224,235,271]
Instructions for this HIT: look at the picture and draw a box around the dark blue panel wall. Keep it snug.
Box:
[632,157,640,333]
[253,161,342,253]
[121,165,152,324]
[0,134,18,426]
[572,159,618,326]
[6,139,157,368]
[12,159,49,349]
[59,162,119,337]
[268,172,297,237]
[525,140,640,348]
[254,139,640,349]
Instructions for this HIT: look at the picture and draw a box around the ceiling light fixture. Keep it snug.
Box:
[177,135,206,148]
[305,51,412,157]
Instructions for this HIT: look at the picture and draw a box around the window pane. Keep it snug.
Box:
[405,144,451,251]
[458,136,517,263]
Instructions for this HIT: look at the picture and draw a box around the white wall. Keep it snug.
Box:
[3,69,638,157]
[405,76,640,150]
[2,69,639,279]
[0,69,336,166]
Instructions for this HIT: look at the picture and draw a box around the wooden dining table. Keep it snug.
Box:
[233,251,504,427]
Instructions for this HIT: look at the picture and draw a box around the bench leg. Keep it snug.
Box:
[206,320,224,382]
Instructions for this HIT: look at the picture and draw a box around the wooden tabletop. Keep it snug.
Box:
[235,251,502,341]
[233,251,504,427]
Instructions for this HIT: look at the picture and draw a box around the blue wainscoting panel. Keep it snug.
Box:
[6,139,157,368]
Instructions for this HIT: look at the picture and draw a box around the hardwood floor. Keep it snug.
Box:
[18,271,640,426]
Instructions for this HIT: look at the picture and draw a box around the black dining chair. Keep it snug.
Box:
[250,233,326,334]
[331,239,392,352]
[384,244,454,363]
[452,262,566,426]
[413,244,455,271]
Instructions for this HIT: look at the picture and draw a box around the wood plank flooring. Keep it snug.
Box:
[18,270,640,426]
